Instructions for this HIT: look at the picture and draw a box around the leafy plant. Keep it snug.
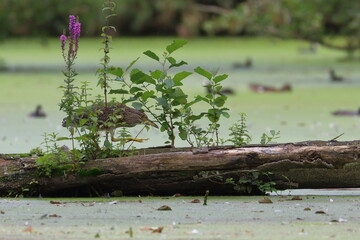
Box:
[37,132,73,178]
[260,130,281,144]
[29,147,43,156]
[226,172,277,194]
[181,67,230,147]
[109,40,230,147]
[194,170,224,182]
[109,40,189,147]
[194,170,277,194]
[97,0,116,108]
[36,152,72,178]
[55,1,141,160]
[59,15,81,162]
[227,113,251,146]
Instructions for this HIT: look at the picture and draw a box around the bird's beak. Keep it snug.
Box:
[146,120,158,128]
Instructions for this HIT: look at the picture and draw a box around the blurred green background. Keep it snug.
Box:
[0,0,360,153]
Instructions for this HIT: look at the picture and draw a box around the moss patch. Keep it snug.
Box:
[77,168,102,177]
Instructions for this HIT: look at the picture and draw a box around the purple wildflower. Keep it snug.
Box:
[60,34,67,41]
[60,15,81,62]
[68,15,77,36]
[60,34,67,53]
[73,22,81,39]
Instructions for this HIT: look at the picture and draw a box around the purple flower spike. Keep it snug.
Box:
[60,15,81,62]
[60,34,67,42]
[73,22,81,39]
[69,15,76,34]
[60,34,67,53]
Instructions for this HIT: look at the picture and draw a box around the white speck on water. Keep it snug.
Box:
[190,229,200,234]
[338,218,347,222]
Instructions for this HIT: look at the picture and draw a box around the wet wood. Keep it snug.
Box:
[1,140,360,196]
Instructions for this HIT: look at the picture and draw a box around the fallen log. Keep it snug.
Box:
[1,140,360,197]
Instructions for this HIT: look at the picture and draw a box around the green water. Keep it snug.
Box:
[0,37,359,153]
[1,195,360,239]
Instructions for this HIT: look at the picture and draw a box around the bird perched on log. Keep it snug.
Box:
[329,68,344,82]
[62,102,158,142]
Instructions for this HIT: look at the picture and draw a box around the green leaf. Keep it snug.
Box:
[156,97,169,108]
[109,89,129,94]
[252,172,260,179]
[187,112,206,121]
[164,78,175,88]
[167,56,176,64]
[129,87,143,94]
[132,102,143,110]
[222,112,230,118]
[194,67,212,80]
[173,71,192,86]
[179,128,188,140]
[141,90,155,101]
[79,119,88,126]
[169,60,187,69]
[172,89,187,105]
[207,109,220,123]
[143,50,160,62]
[150,70,164,80]
[56,137,72,141]
[213,74,228,83]
[125,57,140,73]
[130,69,156,85]
[184,98,201,108]
[160,122,169,132]
[166,40,187,54]
[173,87,187,98]
[213,96,226,107]
[195,95,210,103]
[107,67,124,77]
[104,138,112,149]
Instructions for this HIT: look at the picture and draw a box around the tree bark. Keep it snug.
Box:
[1,140,360,197]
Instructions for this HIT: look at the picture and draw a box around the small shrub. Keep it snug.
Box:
[227,113,251,146]
[260,130,281,144]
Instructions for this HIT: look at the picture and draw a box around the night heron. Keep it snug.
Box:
[62,102,157,142]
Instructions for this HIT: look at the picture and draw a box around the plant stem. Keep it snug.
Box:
[203,190,210,206]
[103,35,109,107]
[70,129,76,166]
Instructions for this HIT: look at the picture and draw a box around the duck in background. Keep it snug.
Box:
[232,57,252,69]
[298,42,318,54]
[329,68,344,82]
[29,105,47,118]
[249,83,292,93]
[332,108,360,116]
[203,84,235,96]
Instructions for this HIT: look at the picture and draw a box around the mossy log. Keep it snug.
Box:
[1,140,360,197]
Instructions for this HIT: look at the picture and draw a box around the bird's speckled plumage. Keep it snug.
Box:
[62,102,157,130]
